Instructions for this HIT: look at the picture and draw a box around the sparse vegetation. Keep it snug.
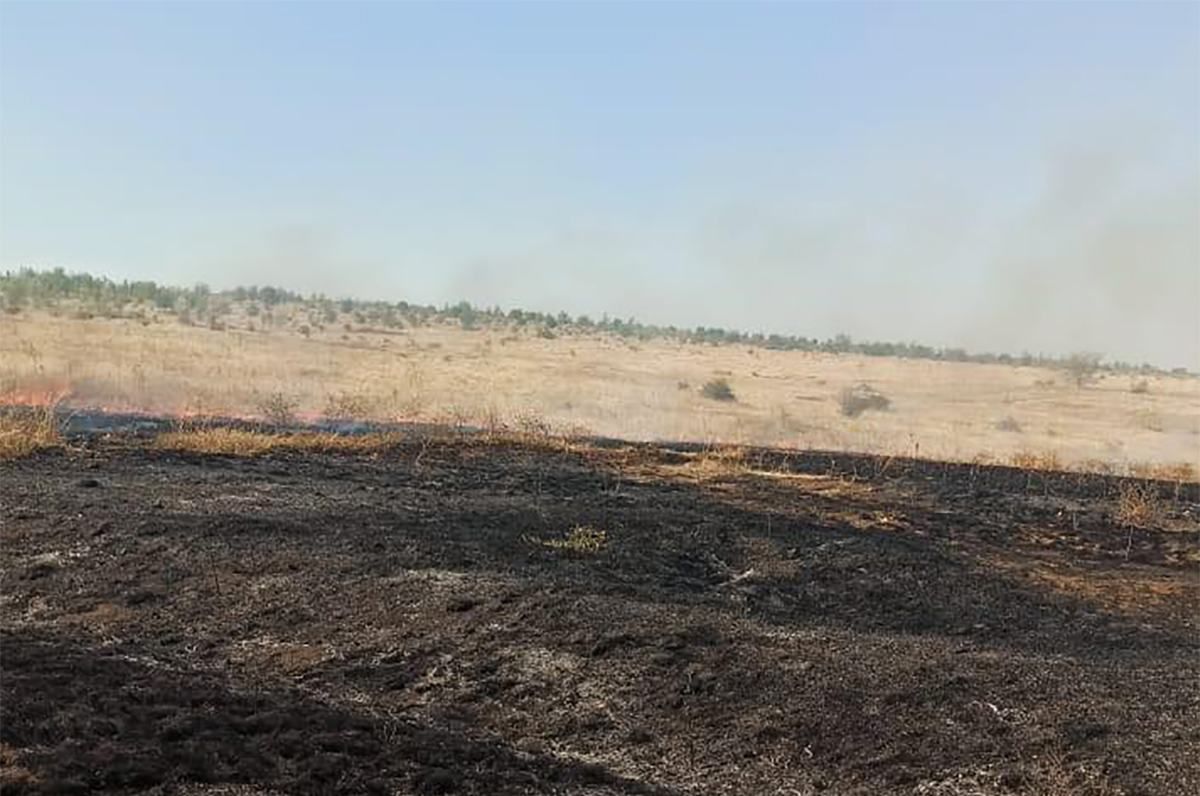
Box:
[700,378,736,402]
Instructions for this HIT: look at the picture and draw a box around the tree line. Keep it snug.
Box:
[1,267,1182,376]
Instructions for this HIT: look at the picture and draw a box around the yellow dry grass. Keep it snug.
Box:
[523,525,608,555]
[1128,460,1197,484]
[152,428,402,457]
[3,309,1198,474]
[1009,450,1063,471]
[0,408,62,459]
[1114,481,1164,529]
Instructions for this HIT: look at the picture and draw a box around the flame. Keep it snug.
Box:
[0,379,72,408]
[2,379,379,427]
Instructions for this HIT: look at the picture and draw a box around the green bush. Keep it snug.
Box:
[700,378,736,402]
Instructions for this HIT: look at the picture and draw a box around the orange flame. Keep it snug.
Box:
[0,379,72,408]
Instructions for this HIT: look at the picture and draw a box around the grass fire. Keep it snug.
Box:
[3,2,1199,794]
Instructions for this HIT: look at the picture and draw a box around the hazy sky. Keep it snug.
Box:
[1,1,1197,366]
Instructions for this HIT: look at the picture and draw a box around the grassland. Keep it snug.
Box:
[1,307,1197,475]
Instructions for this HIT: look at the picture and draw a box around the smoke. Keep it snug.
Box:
[684,121,1199,368]
[199,222,387,299]
[179,123,1197,369]
[964,135,1200,367]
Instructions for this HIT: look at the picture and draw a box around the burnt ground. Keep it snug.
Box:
[1,435,1198,795]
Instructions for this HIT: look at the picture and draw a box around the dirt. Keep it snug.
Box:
[2,435,1198,795]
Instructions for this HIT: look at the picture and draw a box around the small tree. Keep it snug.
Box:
[1062,352,1103,388]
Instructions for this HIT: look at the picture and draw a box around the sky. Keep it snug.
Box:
[1,1,1197,367]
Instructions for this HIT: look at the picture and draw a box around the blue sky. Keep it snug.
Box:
[1,1,1197,366]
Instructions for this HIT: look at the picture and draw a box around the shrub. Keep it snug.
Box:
[838,383,890,417]
[255,391,299,425]
[323,391,374,421]
[1115,481,1162,529]
[700,378,736,402]
[1130,379,1149,394]
[1134,409,1164,432]
[995,416,1022,433]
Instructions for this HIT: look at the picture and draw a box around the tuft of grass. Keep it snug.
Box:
[1010,450,1062,471]
[525,525,608,555]
[0,406,63,459]
[512,411,553,439]
[1115,481,1163,529]
[695,443,752,474]
[153,428,401,456]
[700,378,736,402]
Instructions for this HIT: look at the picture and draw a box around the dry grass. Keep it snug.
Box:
[1009,450,1063,471]
[152,428,403,457]
[1128,460,1197,484]
[693,443,755,475]
[525,525,608,555]
[1019,753,1123,796]
[1114,481,1163,529]
[4,310,1199,469]
[0,407,62,459]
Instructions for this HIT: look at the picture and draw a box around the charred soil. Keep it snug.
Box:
[2,435,1198,794]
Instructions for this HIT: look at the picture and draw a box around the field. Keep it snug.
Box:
[2,305,1198,794]
[2,309,1198,473]
[2,430,1198,794]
